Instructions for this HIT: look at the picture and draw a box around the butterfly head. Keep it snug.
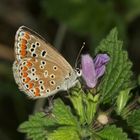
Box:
[60,68,82,91]
[75,68,82,77]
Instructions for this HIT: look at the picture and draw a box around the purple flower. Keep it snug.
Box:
[81,54,110,88]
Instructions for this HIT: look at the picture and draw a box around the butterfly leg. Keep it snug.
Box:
[43,95,55,116]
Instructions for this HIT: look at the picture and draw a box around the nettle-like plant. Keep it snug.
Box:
[18,28,140,140]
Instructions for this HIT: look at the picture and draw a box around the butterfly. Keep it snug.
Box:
[13,26,81,99]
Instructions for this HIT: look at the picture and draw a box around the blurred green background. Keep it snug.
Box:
[0,0,140,139]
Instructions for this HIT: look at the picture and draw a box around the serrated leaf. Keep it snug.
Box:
[48,127,80,140]
[52,99,78,126]
[127,109,140,134]
[84,93,99,125]
[19,112,48,140]
[116,88,131,115]
[70,86,99,125]
[95,28,133,103]
[19,99,80,140]
[70,87,86,124]
[96,125,128,140]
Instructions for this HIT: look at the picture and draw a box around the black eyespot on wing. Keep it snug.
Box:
[31,48,34,52]
[33,53,36,57]
[36,42,40,46]
[32,44,36,48]
[41,51,46,57]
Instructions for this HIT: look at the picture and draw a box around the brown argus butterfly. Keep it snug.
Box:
[13,26,81,99]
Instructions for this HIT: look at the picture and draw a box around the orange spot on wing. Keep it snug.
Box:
[21,39,27,44]
[25,77,30,83]
[28,82,34,89]
[21,39,27,50]
[21,50,26,57]
[22,66,28,71]
[35,87,40,96]
[21,44,26,50]
[24,32,30,40]
[26,61,32,67]
[23,72,28,77]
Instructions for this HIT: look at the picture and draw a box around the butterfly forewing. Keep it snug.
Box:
[15,26,73,73]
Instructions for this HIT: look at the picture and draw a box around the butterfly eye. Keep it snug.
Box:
[75,68,82,77]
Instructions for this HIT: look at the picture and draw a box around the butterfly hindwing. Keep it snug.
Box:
[13,57,68,98]
[15,26,73,73]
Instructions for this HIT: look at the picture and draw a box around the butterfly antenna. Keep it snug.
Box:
[75,42,85,68]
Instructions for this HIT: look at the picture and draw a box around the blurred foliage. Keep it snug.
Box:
[42,0,140,45]
[96,125,128,140]
[127,109,140,135]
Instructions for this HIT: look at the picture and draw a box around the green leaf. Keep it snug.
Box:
[95,28,133,103]
[116,88,132,115]
[19,112,48,140]
[84,93,99,125]
[52,99,78,126]
[19,99,80,140]
[127,109,140,134]
[48,127,80,140]
[70,87,86,124]
[70,86,99,125]
[96,125,128,140]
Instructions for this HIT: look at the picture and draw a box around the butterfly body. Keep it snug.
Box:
[13,26,81,99]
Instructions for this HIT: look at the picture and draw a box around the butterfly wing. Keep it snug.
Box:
[13,58,71,98]
[13,26,78,98]
[14,26,73,72]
